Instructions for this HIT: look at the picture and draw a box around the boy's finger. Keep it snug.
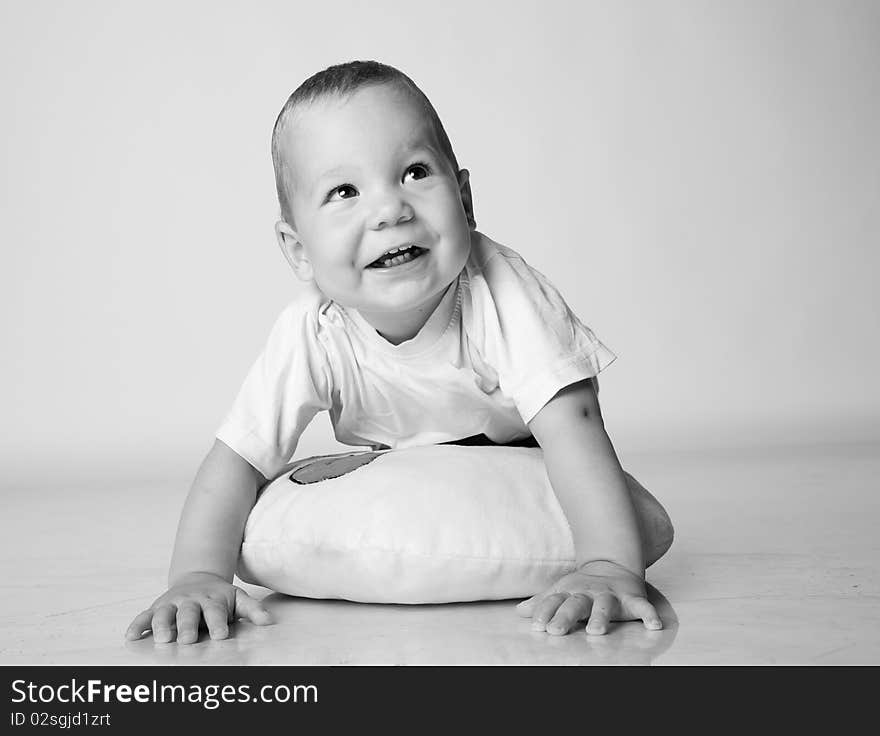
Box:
[585,593,616,636]
[531,593,567,631]
[176,601,202,645]
[515,595,541,617]
[547,594,592,636]
[151,605,177,643]
[234,588,273,625]
[627,596,663,630]
[125,610,154,641]
[202,601,230,640]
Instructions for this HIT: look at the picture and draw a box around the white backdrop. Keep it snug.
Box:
[2,0,878,484]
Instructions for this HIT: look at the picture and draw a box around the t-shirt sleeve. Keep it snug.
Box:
[215,296,333,480]
[467,245,617,424]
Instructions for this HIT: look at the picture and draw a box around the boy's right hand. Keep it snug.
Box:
[125,572,273,644]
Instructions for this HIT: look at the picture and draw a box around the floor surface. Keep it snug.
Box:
[2,442,878,665]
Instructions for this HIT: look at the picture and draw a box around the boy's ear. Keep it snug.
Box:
[457,168,477,230]
[275,220,313,282]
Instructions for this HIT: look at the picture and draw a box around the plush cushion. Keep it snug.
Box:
[237,444,673,604]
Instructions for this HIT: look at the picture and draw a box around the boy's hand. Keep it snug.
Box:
[125,572,273,644]
[516,560,662,636]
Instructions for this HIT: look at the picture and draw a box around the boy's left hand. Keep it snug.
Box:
[516,559,663,636]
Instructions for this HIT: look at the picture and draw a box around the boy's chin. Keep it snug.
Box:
[360,285,453,316]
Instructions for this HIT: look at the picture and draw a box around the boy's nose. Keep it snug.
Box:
[368,193,414,230]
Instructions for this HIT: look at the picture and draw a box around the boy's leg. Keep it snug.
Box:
[623,471,674,567]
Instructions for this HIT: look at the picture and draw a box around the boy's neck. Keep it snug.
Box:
[356,284,454,346]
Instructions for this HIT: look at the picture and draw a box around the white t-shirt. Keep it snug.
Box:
[216,232,616,479]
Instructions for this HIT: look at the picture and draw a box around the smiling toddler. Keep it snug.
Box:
[126,60,667,645]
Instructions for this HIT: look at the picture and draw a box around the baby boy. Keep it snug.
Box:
[126,60,665,644]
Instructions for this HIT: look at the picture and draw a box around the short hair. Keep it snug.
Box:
[271,60,460,225]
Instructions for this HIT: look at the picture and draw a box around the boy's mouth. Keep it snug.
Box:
[366,244,427,269]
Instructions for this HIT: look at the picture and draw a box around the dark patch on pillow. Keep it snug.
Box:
[289,451,383,485]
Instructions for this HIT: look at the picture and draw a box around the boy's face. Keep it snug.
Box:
[275,83,474,323]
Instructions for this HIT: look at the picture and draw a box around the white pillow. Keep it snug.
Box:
[237,444,672,604]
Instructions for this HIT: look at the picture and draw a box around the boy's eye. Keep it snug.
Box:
[328,184,358,202]
[403,163,431,182]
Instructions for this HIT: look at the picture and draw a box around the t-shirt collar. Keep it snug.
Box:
[344,278,461,358]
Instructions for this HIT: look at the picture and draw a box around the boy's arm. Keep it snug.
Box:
[168,439,266,585]
[519,379,663,636]
[125,439,273,643]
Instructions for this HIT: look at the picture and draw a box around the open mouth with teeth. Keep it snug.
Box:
[367,244,427,269]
